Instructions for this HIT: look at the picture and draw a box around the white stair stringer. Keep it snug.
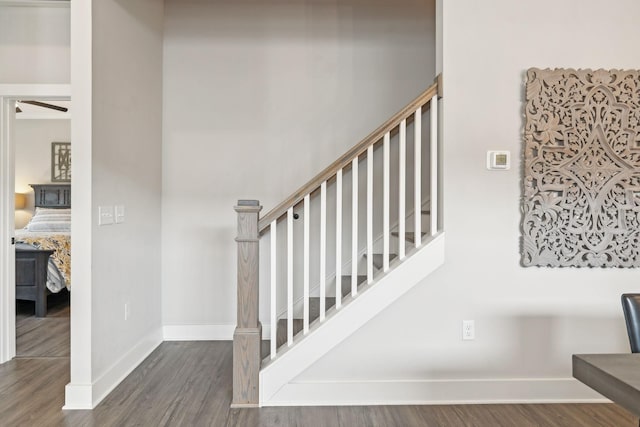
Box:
[259,232,445,406]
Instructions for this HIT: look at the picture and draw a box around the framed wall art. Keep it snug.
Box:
[51,142,71,183]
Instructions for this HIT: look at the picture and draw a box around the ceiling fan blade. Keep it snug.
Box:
[19,100,68,112]
[16,106,22,113]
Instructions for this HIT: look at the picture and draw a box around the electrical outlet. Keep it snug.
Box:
[124,302,130,321]
[462,320,475,340]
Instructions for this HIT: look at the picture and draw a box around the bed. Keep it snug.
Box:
[15,184,71,317]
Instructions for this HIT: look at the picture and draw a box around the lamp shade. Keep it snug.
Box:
[14,193,26,210]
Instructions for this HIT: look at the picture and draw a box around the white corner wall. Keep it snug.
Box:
[162,0,436,339]
[90,0,164,405]
[268,0,640,405]
[0,4,70,84]
[66,0,164,409]
[14,119,71,228]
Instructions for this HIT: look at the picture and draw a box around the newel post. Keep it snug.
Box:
[232,200,262,408]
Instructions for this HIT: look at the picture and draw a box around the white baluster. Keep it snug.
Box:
[336,169,342,309]
[287,207,293,346]
[303,195,310,334]
[320,181,327,321]
[367,144,373,283]
[399,119,406,260]
[270,220,277,359]
[383,132,390,272]
[430,95,438,236]
[414,107,422,248]
[351,158,358,296]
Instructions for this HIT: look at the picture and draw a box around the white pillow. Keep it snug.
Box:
[33,207,71,216]
[26,208,71,232]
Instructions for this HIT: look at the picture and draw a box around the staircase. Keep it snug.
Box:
[274,274,367,349]
[273,208,431,351]
[232,77,444,407]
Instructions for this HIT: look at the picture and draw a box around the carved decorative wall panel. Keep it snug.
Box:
[522,68,640,267]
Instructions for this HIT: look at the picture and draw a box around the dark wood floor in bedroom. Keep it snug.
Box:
[0,300,636,426]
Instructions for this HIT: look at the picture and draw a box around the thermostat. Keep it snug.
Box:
[487,151,510,170]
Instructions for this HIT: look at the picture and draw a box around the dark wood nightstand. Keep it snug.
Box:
[16,248,55,317]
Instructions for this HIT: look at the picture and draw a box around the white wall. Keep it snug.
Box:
[0,4,70,84]
[282,0,640,404]
[162,0,436,334]
[14,119,71,228]
[91,0,164,394]
[66,0,164,408]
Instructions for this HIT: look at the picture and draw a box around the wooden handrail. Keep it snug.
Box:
[258,79,439,232]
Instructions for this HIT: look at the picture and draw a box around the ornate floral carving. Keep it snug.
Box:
[523,68,640,267]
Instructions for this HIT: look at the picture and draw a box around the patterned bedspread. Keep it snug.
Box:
[16,234,70,292]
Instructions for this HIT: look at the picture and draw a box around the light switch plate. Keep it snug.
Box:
[99,206,114,225]
[115,205,125,224]
[487,150,511,170]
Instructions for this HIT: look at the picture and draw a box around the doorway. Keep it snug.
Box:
[0,84,71,363]
[14,100,71,359]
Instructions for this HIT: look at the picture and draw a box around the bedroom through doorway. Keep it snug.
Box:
[0,85,71,366]
[14,100,71,359]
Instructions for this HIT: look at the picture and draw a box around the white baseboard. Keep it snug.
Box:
[63,384,93,410]
[63,327,163,410]
[163,323,271,341]
[263,377,609,406]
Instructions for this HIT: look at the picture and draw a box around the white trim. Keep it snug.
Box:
[0,0,70,7]
[303,195,310,333]
[64,328,163,409]
[414,107,422,248]
[270,221,277,358]
[0,84,71,365]
[398,119,406,260]
[67,0,92,404]
[263,377,608,407]
[260,233,445,404]
[16,112,71,120]
[429,95,438,235]
[63,384,93,410]
[163,324,272,341]
[366,145,373,283]
[335,169,342,309]
[0,98,16,364]
[287,208,294,346]
[0,84,71,98]
[319,181,327,321]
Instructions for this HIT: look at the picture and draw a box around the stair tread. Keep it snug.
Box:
[341,275,367,297]
[276,299,330,349]
[275,245,427,349]
[391,231,427,243]
[422,209,431,215]
[261,340,271,360]
[276,318,304,348]
[365,253,398,270]
[275,275,368,349]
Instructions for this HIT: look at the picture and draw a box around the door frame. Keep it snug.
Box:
[0,83,71,363]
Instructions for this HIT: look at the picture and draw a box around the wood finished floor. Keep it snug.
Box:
[16,294,70,358]
[2,301,637,426]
